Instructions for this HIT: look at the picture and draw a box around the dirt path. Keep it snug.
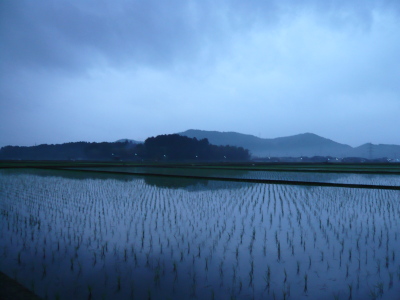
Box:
[0,272,42,300]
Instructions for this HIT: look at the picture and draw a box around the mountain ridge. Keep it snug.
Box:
[178,129,400,159]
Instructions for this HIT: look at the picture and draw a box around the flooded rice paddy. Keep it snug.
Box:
[0,168,399,299]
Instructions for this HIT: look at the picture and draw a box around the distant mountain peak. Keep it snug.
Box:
[178,129,398,159]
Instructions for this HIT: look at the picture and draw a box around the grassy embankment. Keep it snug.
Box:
[1,160,400,174]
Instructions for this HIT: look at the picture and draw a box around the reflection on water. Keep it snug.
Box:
[143,176,249,190]
[76,166,400,186]
[0,168,248,191]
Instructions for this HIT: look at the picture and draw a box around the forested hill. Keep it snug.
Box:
[0,135,250,162]
[0,141,138,161]
[141,134,249,161]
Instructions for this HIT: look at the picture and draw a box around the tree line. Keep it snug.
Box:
[0,134,250,162]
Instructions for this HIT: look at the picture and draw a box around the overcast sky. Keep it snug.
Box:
[1,0,399,148]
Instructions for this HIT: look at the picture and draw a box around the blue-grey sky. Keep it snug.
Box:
[1,0,399,148]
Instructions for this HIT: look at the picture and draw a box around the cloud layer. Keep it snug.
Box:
[1,0,399,147]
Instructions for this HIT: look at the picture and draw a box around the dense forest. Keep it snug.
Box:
[0,134,250,162]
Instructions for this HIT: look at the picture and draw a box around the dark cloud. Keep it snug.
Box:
[1,0,225,72]
[2,0,399,73]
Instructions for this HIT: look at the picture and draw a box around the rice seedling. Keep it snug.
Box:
[375,282,384,297]
[389,272,394,289]
[88,285,92,300]
[304,273,308,294]
[348,283,353,300]
[42,263,47,278]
